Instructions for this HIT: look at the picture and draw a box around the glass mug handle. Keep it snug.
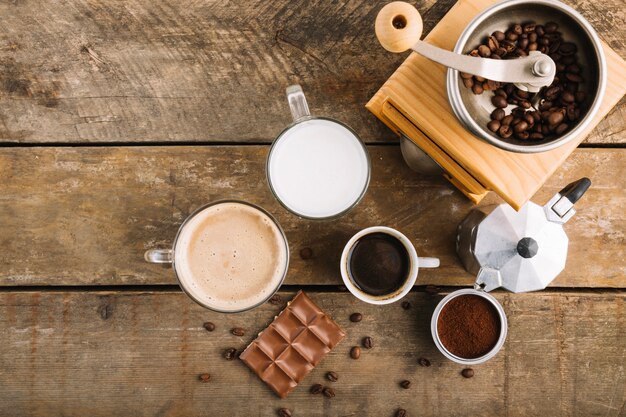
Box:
[419,257,440,268]
[144,249,173,264]
[286,84,311,122]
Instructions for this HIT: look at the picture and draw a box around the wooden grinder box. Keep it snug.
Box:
[367,0,626,209]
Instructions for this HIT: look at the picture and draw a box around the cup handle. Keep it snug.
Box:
[419,257,440,268]
[286,85,311,122]
[144,249,173,264]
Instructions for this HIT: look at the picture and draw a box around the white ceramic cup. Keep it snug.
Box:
[340,226,440,305]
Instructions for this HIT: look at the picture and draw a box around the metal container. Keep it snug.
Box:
[447,0,607,153]
[456,178,590,292]
[431,288,508,365]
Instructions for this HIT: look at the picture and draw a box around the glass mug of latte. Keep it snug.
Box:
[144,200,289,312]
[266,85,371,220]
[340,226,440,304]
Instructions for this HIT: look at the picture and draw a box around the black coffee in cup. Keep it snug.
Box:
[348,232,410,296]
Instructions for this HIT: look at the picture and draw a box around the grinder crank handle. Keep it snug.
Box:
[374,2,556,88]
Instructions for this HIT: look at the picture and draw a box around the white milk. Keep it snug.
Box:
[268,119,370,218]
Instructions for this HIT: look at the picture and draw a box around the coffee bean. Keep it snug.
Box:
[512,24,523,35]
[575,91,586,103]
[310,383,324,394]
[362,336,373,349]
[555,123,569,135]
[471,83,484,95]
[326,371,339,382]
[462,78,474,89]
[501,115,514,126]
[487,120,501,133]
[400,380,412,389]
[203,322,216,332]
[231,327,245,336]
[518,38,529,50]
[469,49,479,57]
[224,347,237,360]
[523,113,535,126]
[519,100,531,109]
[566,64,581,74]
[491,95,507,108]
[322,387,336,398]
[350,312,363,322]
[460,72,473,79]
[548,111,564,126]
[545,21,558,33]
[515,131,530,140]
[498,125,513,139]
[513,121,529,133]
[299,247,313,260]
[530,132,544,140]
[505,31,518,41]
[277,408,292,417]
[461,368,475,378]
[493,30,505,42]
[350,346,361,359]
[528,42,538,51]
[478,45,491,57]
[269,294,282,305]
[418,357,431,367]
[486,79,499,91]
[565,73,583,83]
[198,373,211,383]
[396,409,408,417]
[566,105,578,121]
[523,23,536,33]
[401,301,411,310]
[559,42,577,55]
[561,91,575,103]
[487,36,499,51]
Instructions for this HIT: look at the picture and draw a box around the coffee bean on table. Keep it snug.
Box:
[401,301,411,310]
[400,380,412,389]
[362,336,373,349]
[396,409,408,417]
[418,357,431,367]
[203,322,216,332]
[224,347,237,360]
[299,247,313,260]
[461,368,475,378]
[310,383,324,394]
[322,387,336,398]
[231,327,245,336]
[277,408,292,417]
[350,346,361,359]
[326,371,339,382]
[198,373,211,383]
[269,294,282,305]
[350,312,363,323]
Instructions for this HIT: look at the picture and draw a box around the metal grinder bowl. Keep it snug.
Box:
[447,0,606,153]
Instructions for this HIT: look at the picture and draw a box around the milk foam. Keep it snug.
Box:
[174,202,288,312]
[268,119,369,218]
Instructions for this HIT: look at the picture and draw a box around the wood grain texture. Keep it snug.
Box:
[0,290,623,417]
[0,0,622,144]
[0,146,623,288]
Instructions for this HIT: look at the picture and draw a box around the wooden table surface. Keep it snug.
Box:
[0,0,624,416]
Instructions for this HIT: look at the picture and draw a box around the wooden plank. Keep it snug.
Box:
[0,290,623,416]
[0,0,623,144]
[0,146,623,288]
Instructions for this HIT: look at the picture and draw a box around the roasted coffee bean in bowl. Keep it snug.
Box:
[447,0,606,153]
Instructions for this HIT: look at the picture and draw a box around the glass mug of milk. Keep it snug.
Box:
[267,85,371,220]
[144,200,289,313]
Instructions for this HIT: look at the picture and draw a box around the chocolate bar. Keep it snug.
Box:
[239,291,345,398]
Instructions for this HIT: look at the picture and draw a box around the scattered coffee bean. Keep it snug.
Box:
[203,322,216,332]
[362,336,373,349]
[400,380,412,389]
[224,347,237,360]
[310,383,324,394]
[231,327,245,336]
[277,408,292,417]
[326,371,339,382]
[350,312,363,323]
[350,346,361,359]
[269,294,282,305]
[322,387,336,398]
[401,301,411,310]
[198,373,211,383]
[299,247,313,260]
[461,368,475,378]
[418,357,431,367]
[396,409,408,417]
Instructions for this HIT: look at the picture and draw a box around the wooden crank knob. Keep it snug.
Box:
[375,2,423,53]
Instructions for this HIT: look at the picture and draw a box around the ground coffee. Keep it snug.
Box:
[437,294,501,359]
